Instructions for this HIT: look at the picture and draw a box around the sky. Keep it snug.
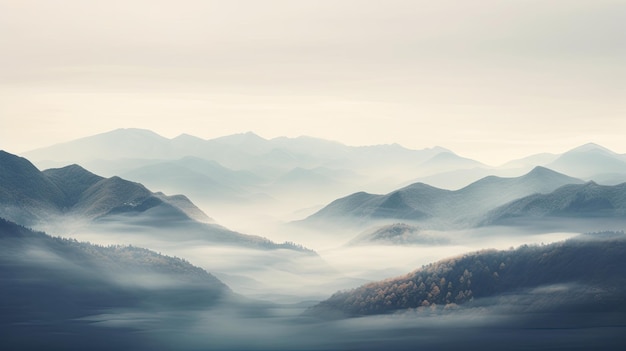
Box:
[0,0,624,165]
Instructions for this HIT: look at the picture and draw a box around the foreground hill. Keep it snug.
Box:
[308,231,626,318]
[0,217,230,322]
[302,166,583,229]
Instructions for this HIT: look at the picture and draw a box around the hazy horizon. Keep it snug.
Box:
[6,127,626,168]
[1,1,625,165]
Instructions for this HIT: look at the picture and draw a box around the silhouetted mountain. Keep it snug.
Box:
[500,152,559,170]
[308,232,626,318]
[0,217,230,323]
[43,164,105,205]
[0,151,317,252]
[24,128,174,163]
[347,223,450,246]
[546,143,626,179]
[23,129,460,191]
[418,151,487,173]
[0,151,211,225]
[0,151,66,223]
[121,157,265,203]
[302,166,583,228]
[483,181,626,225]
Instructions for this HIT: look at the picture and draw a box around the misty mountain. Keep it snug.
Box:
[308,231,626,318]
[0,217,230,323]
[500,152,559,171]
[546,143,626,179]
[483,181,626,225]
[347,223,450,246]
[302,166,583,229]
[0,150,211,226]
[418,151,487,174]
[24,128,176,163]
[22,128,461,187]
[0,150,67,222]
[120,156,266,203]
[0,151,317,252]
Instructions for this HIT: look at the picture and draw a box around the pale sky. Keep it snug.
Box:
[1,0,624,165]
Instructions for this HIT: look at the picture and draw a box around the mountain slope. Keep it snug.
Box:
[0,151,318,252]
[23,128,174,163]
[120,157,264,203]
[546,143,626,179]
[302,166,583,228]
[483,181,626,225]
[0,217,230,323]
[0,152,211,225]
[308,232,626,318]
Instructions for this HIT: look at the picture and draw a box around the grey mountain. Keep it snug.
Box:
[0,151,314,251]
[0,150,210,225]
[302,166,584,228]
[483,181,626,225]
[23,128,462,183]
[545,143,626,179]
[120,156,266,203]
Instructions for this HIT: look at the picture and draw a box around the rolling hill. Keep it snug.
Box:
[308,231,626,318]
[0,217,230,322]
[347,223,449,246]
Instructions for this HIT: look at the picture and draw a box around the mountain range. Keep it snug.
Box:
[484,181,626,225]
[22,129,626,219]
[301,166,586,229]
[0,150,313,251]
[0,150,210,224]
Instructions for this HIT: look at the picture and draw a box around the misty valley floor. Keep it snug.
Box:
[4,305,626,350]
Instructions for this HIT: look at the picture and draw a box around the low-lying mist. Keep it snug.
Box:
[50,210,584,304]
[8,284,624,351]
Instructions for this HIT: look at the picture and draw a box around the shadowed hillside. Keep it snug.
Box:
[308,231,626,318]
[0,217,230,322]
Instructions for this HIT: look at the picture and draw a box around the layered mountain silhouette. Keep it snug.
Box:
[0,150,211,225]
[24,128,452,170]
[120,156,266,203]
[546,143,626,181]
[0,150,314,251]
[22,129,470,201]
[301,166,584,228]
[308,231,626,318]
[484,181,626,225]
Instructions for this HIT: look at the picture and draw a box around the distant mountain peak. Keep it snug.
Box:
[173,133,204,141]
[568,142,615,155]
[525,165,558,177]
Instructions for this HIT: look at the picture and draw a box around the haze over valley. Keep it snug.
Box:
[2,0,625,349]
[2,128,626,349]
